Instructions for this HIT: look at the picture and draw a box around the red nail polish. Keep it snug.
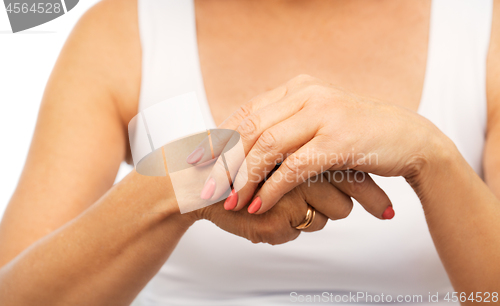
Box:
[248,197,262,214]
[382,206,395,220]
[224,190,238,210]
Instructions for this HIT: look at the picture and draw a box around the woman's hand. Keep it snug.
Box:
[191,74,452,215]
[191,174,357,245]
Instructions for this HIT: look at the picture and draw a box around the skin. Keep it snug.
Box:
[0,0,498,304]
[207,75,500,295]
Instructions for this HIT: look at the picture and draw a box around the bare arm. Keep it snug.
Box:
[485,0,500,200]
[0,2,339,304]
[195,2,500,295]
[403,0,500,296]
[0,171,194,306]
[0,0,141,266]
[0,1,195,305]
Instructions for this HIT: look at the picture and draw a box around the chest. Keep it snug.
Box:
[195,0,431,125]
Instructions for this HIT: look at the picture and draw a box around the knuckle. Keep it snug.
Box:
[288,230,301,243]
[290,205,307,228]
[262,222,275,238]
[266,234,283,246]
[247,224,263,244]
[249,236,261,244]
[286,74,322,89]
[267,221,297,245]
[291,185,307,201]
[337,208,352,220]
[315,218,328,231]
[238,115,259,138]
[257,130,280,153]
[347,173,370,195]
[337,199,354,220]
[286,74,316,89]
[305,83,327,95]
[293,74,315,83]
[234,104,253,122]
[268,230,297,245]
[251,204,301,245]
[254,221,275,244]
[208,130,229,151]
[283,153,310,174]
[265,181,285,200]
[279,192,303,223]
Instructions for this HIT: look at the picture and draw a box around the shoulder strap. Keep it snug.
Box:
[137,0,215,127]
[419,0,493,176]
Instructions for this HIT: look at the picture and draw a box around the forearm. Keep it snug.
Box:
[409,135,500,294]
[0,171,194,306]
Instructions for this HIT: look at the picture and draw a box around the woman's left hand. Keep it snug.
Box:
[192,74,451,214]
[195,174,353,245]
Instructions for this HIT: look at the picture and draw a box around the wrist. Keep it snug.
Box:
[185,204,212,222]
[124,170,197,229]
[404,129,462,197]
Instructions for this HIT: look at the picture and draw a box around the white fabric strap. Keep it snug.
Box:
[419,0,493,178]
[138,0,215,128]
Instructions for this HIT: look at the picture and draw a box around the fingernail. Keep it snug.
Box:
[248,197,262,214]
[201,178,216,200]
[187,147,205,164]
[382,206,395,220]
[224,190,238,210]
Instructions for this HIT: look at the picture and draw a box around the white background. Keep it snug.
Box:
[0,1,132,219]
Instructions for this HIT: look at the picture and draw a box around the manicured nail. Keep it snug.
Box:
[224,190,238,210]
[200,178,216,200]
[382,206,395,220]
[186,147,204,164]
[248,197,262,214]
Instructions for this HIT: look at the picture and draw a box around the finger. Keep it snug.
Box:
[187,74,319,165]
[234,90,310,152]
[187,129,236,166]
[186,86,287,165]
[221,74,320,131]
[297,175,354,221]
[199,155,231,200]
[325,170,394,220]
[249,137,333,214]
[296,207,329,233]
[278,187,328,233]
[210,85,309,170]
[200,92,315,202]
[203,201,301,246]
[201,131,246,200]
[231,113,320,211]
[219,85,288,130]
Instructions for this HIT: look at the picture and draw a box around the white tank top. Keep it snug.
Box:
[136,1,492,305]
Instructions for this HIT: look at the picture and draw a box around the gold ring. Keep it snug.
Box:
[294,205,316,230]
